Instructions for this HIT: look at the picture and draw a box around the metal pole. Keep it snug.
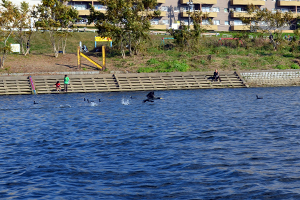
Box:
[188,0,190,30]
[102,46,106,69]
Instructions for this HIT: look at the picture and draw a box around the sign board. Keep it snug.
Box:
[11,44,20,53]
[95,37,112,42]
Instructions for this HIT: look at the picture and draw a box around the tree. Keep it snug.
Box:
[14,1,35,56]
[240,5,294,50]
[0,0,19,68]
[33,0,78,57]
[88,0,159,58]
[167,10,208,48]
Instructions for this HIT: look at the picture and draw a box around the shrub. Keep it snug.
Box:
[291,63,299,69]
[275,65,288,70]
[147,58,160,65]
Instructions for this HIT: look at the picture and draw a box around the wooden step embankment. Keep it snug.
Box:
[0,71,247,95]
[0,76,32,95]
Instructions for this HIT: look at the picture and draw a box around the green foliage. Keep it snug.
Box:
[275,64,289,70]
[33,0,79,57]
[89,0,158,58]
[147,58,160,65]
[291,63,299,69]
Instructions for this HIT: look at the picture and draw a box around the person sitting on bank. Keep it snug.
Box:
[54,81,61,92]
[213,69,221,82]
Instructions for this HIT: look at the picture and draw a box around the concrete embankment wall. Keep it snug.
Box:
[240,70,300,87]
[0,71,246,95]
[1,70,300,96]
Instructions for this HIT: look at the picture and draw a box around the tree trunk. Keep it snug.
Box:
[62,37,67,54]
[24,48,30,56]
[129,33,132,56]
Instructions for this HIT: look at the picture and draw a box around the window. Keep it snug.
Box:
[162,20,169,25]
[160,6,169,12]
[174,7,179,12]
[74,4,87,10]
[224,8,228,13]
[151,19,159,25]
[234,20,243,25]
[202,7,210,12]
[183,6,189,11]
[94,5,106,10]
[202,20,209,25]
[213,20,220,25]
[212,7,219,12]
[225,21,229,25]
[236,7,242,12]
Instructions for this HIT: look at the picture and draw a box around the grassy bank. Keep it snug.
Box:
[6,31,300,73]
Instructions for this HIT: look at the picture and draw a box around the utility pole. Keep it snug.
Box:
[187,0,193,30]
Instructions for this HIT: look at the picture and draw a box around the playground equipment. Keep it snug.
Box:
[218,38,243,45]
[77,46,105,70]
[95,36,112,48]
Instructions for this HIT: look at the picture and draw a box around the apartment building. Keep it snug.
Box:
[68,0,300,31]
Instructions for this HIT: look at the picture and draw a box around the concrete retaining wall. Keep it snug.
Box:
[240,70,300,86]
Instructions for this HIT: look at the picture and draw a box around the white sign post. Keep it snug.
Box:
[10,44,20,53]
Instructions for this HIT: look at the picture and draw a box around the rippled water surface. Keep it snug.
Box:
[1,87,300,199]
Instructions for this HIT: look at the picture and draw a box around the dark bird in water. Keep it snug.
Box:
[256,95,263,99]
[84,98,86,101]
[99,99,101,102]
[143,91,162,103]
[130,96,133,99]
[87,99,89,103]
[34,101,38,104]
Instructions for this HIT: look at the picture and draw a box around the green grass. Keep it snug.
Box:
[6,31,300,73]
[137,59,190,73]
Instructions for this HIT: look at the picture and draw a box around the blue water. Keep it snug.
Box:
[1,87,300,199]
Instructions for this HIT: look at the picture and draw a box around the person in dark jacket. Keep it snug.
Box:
[213,69,221,82]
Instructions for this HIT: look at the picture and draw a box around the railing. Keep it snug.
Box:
[278,0,300,6]
[231,0,265,6]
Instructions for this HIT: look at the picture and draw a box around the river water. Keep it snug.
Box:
[1,87,300,199]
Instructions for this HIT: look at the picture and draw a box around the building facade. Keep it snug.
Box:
[68,0,300,31]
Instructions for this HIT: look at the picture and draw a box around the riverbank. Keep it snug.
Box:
[1,69,300,96]
[4,32,300,75]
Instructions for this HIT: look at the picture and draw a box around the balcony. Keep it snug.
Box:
[77,9,106,16]
[278,0,300,6]
[231,25,250,31]
[180,0,217,4]
[157,0,166,3]
[202,24,218,30]
[74,23,95,27]
[181,11,217,17]
[231,12,254,18]
[77,10,90,15]
[231,0,265,6]
[139,11,167,17]
[150,25,168,29]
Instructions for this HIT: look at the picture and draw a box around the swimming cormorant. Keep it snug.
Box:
[256,95,263,99]
[143,91,162,103]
